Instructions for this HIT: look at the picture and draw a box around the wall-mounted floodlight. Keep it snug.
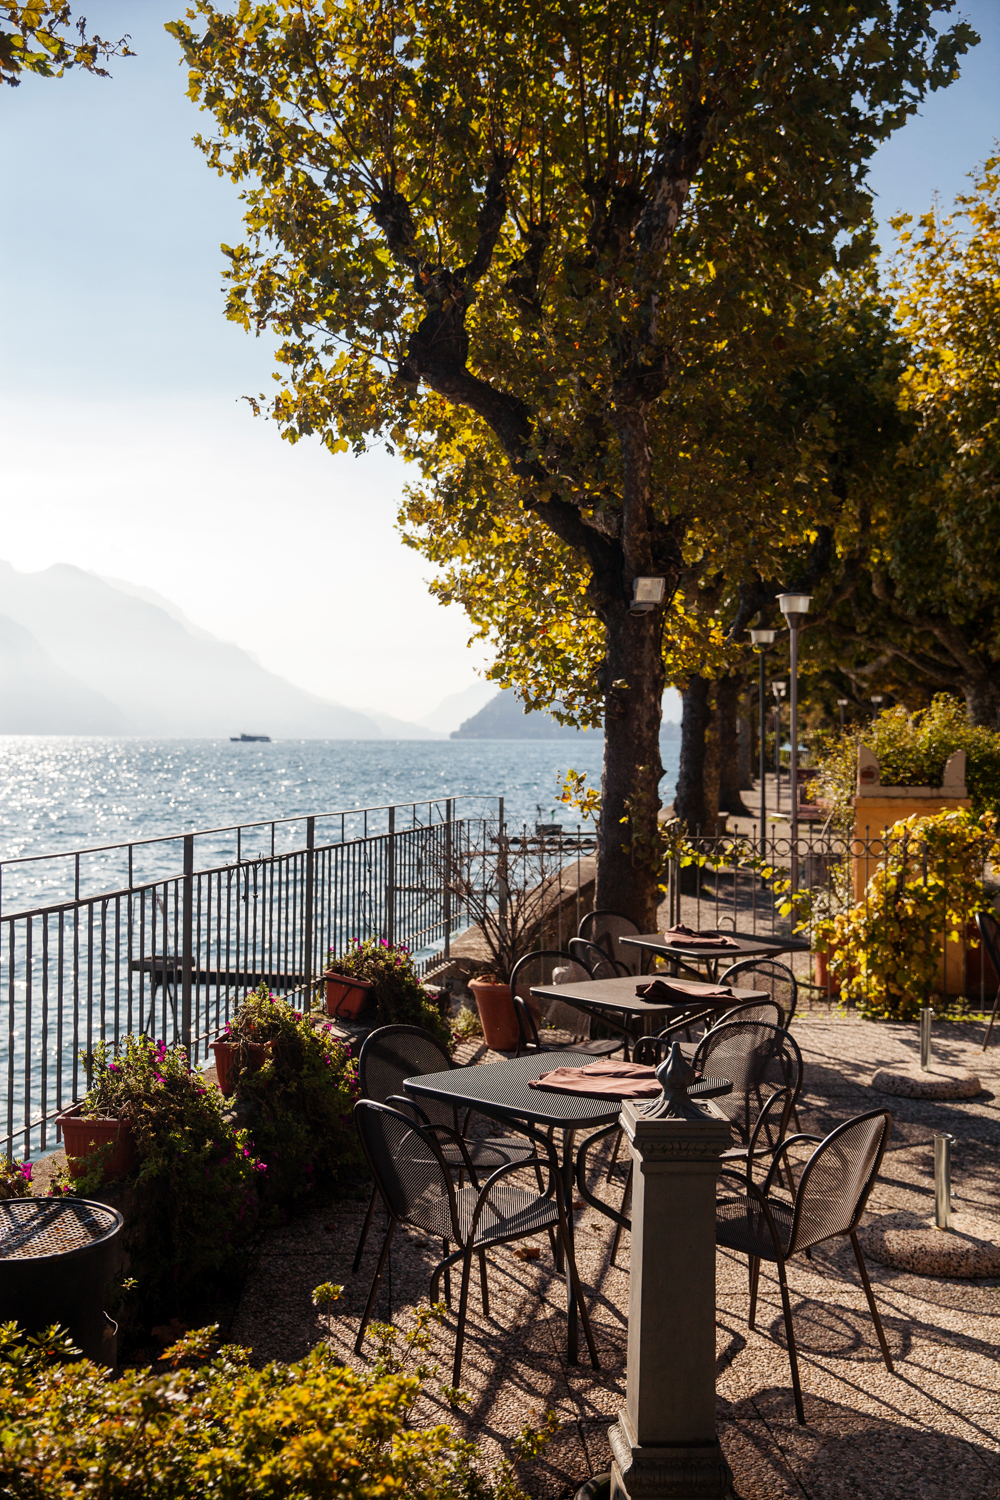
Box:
[630,577,666,615]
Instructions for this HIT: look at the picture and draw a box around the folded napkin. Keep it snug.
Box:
[660,924,740,950]
[635,978,736,1003]
[529,1059,662,1099]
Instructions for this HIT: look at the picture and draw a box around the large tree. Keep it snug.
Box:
[170,0,974,925]
[0,2,132,85]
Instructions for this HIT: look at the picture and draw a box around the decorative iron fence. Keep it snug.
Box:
[0,797,509,1159]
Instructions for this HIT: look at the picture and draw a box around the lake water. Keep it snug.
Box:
[0,736,681,910]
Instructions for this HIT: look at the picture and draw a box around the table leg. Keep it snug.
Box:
[562,1127,578,1363]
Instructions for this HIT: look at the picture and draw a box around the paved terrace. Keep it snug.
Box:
[231,1012,1000,1500]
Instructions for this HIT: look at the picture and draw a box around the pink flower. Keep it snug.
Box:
[19,1163,32,1182]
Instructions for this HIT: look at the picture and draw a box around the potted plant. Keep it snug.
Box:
[320,969,375,1020]
[325,939,451,1047]
[210,1025,273,1098]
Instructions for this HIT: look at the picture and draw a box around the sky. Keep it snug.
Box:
[1,1,998,723]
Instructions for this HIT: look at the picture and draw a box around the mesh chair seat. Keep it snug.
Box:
[716,1194,794,1260]
[443,1138,532,1171]
[509,950,630,1058]
[406,1178,560,1247]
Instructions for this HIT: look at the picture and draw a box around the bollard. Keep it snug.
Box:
[610,1047,734,1500]
[920,1007,933,1072]
[934,1133,955,1230]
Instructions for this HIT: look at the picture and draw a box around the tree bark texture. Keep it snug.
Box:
[737,706,754,791]
[676,675,713,831]
[964,675,1000,730]
[717,674,752,816]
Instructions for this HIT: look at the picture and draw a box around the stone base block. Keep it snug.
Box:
[860,1211,1000,1278]
[610,1419,735,1500]
[869,1064,981,1099]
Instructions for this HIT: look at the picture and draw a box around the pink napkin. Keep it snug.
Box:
[660,924,739,950]
[636,978,735,1003]
[529,1060,662,1099]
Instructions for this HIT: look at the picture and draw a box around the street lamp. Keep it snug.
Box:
[749,628,776,840]
[777,591,812,891]
[771,679,787,811]
[871,693,884,720]
[837,698,849,733]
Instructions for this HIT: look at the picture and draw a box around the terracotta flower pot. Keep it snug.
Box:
[58,1110,136,1184]
[813,948,840,996]
[210,1039,271,1097]
[468,979,519,1051]
[323,972,374,1019]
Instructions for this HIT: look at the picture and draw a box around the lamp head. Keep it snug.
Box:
[748,628,776,647]
[777,591,812,628]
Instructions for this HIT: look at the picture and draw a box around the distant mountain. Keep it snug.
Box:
[451,690,603,740]
[364,711,446,740]
[418,680,497,734]
[0,563,381,738]
[0,614,128,734]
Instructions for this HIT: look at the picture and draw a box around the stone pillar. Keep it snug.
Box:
[610,1076,734,1500]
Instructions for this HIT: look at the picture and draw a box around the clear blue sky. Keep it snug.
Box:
[1,2,997,716]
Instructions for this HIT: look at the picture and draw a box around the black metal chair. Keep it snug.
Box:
[353,1100,598,1386]
[719,956,798,1027]
[509,951,631,1059]
[568,935,631,979]
[632,997,785,1064]
[975,909,1000,1050]
[578,910,643,973]
[716,1109,894,1424]
[352,1025,534,1273]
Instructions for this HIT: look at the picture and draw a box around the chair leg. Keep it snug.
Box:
[604,1129,622,1184]
[554,1195,601,1371]
[354,1219,396,1356]
[452,1246,475,1391]
[776,1255,805,1425]
[352,1186,378,1274]
[982,985,1000,1051]
[748,1255,761,1328]
[849,1230,894,1374]
[443,1240,451,1307]
[609,1159,633,1267]
[478,1249,490,1317]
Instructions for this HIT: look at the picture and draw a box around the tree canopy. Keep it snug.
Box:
[169,0,976,922]
[0,2,132,85]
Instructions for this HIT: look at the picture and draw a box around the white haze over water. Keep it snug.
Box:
[0,737,682,912]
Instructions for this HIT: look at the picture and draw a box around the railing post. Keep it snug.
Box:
[386,806,396,946]
[444,799,453,959]
[497,797,508,966]
[610,1061,734,1500]
[181,834,194,1052]
[304,816,316,992]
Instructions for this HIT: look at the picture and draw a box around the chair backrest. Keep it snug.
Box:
[693,1019,800,1146]
[353,1100,459,1239]
[509,951,592,1051]
[568,936,628,979]
[976,909,1000,983]
[578,910,641,972]
[719,957,798,1026]
[789,1110,891,1256]
[358,1024,455,1131]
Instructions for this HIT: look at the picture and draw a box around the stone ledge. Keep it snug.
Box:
[860,1210,1000,1278]
[869,1064,981,1099]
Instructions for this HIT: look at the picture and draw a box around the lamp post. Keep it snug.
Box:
[837,698,849,733]
[771,680,786,811]
[871,693,884,720]
[749,628,776,841]
[777,592,813,892]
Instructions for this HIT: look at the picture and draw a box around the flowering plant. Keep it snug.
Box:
[329,938,451,1047]
[0,1157,32,1201]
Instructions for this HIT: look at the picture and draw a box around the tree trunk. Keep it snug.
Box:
[964,674,1000,729]
[675,674,713,830]
[717,674,752,816]
[595,601,665,930]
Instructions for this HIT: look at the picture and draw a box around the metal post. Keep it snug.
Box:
[934,1132,954,1230]
[920,1006,933,1071]
[789,623,799,893]
[303,816,315,997]
[497,798,508,969]
[759,650,768,836]
[386,806,396,946]
[181,834,194,1052]
[444,799,453,959]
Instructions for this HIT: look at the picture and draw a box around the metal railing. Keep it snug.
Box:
[1,796,508,1159]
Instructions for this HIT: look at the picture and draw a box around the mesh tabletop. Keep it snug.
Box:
[405,1052,729,1130]
[528,974,767,1018]
[0,1199,121,1260]
[621,931,809,960]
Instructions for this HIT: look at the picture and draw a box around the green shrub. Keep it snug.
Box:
[226,987,364,1203]
[0,1322,531,1500]
[812,695,1000,834]
[59,1036,263,1319]
[329,938,452,1050]
[814,809,999,1020]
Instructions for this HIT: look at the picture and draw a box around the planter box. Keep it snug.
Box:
[210,1039,271,1097]
[57,1108,136,1185]
[323,972,374,1020]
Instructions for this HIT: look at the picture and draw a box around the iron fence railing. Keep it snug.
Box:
[1,797,512,1159]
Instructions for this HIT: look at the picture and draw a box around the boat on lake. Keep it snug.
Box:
[230,733,271,742]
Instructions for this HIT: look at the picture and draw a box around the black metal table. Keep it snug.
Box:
[621,929,810,981]
[529,973,769,1040]
[404,1050,725,1363]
